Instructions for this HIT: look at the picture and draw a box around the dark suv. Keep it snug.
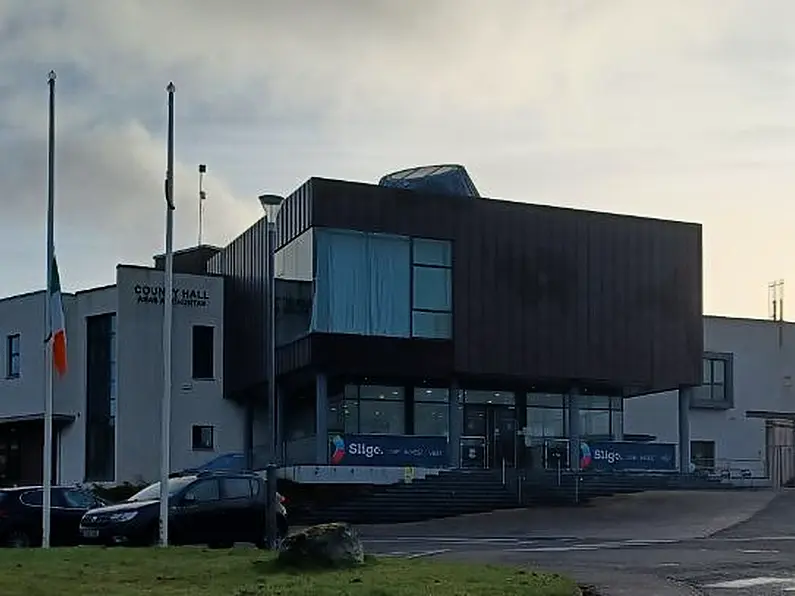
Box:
[78,470,288,547]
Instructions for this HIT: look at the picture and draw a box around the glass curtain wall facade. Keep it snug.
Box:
[274,228,454,346]
[326,384,451,437]
[304,382,626,468]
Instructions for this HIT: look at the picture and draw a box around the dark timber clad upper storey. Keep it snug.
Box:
[207,219,269,399]
[286,177,703,396]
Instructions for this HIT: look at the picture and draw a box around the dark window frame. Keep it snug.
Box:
[691,439,716,471]
[410,238,453,339]
[192,325,215,380]
[191,425,215,451]
[84,314,116,483]
[691,352,734,410]
[412,387,450,437]
[331,384,407,435]
[6,333,20,379]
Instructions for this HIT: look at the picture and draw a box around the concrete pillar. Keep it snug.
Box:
[613,397,624,441]
[315,373,328,464]
[568,390,581,471]
[448,381,462,468]
[678,387,691,473]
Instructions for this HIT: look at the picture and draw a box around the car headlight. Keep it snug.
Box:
[108,511,138,523]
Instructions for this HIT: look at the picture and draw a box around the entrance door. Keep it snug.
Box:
[463,405,517,469]
[489,407,517,469]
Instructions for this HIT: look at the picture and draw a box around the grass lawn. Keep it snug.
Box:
[0,547,580,596]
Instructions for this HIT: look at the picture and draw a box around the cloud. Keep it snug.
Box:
[2,0,795,317]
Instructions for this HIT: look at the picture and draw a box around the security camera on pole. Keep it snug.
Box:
[159,82,176,547]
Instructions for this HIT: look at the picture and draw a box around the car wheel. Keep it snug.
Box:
[7,529,31,548]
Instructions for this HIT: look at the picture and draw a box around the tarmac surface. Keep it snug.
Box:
[350,489,795,595]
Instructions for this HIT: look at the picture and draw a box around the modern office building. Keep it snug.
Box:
[625,315,795,487]
[0,165,705,486]
[213,167,704,477]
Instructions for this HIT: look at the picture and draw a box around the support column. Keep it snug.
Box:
[613,397,624,441]
[448,381,462,468]
[244,398,254,470]
[678,387,691,473]
[568,390,581,471]
[315,373,328,464]
[274,385,284,465]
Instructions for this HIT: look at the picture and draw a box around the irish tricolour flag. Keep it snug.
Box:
[48,256,67,377]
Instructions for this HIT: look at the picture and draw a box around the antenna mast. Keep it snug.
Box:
[198,164,207,246]
[769,279,785,321]
[769,279,785,348]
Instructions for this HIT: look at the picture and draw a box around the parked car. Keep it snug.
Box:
[0,485,108,547]
[78,470,288,547]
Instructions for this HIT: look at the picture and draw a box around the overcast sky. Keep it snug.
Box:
[2,0,794,318]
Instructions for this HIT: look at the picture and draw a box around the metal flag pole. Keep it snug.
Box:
[160,81,176,547]
[42,69,56,549]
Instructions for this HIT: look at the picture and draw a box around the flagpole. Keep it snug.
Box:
[42,69,56,549]
[159,82,176,547]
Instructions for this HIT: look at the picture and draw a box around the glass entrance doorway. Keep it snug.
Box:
[462,404,517,469]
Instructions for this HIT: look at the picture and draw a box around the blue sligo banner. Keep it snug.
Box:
[582,441,676,471]
[329,434,448,467]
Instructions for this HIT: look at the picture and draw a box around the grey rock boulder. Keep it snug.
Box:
[277,522,365,569]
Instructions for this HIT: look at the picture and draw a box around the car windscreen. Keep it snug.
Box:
[127,477,196,502]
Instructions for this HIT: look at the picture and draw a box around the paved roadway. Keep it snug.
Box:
[351,490,795,595]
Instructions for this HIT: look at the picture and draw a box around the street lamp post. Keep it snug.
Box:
[258,193,283,463]
[258,193,283,550]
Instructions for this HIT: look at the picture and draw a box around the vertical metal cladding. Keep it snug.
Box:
[306,178,703,395]
[275,179,314,250]
[207,219,269,398]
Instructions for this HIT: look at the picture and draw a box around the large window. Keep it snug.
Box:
[5,334,20,378]
[526,393,565,440]
[414,388,449,436]
[274,228,315,346]
[411,238,452,339]
[692,352,734,409]
[275,227,313,281]
[578,396,621,439]
[85,314,115,482]
[311,230,453,340]
[192,325,215,380]
[313,230,411,337]
[522,393,622,441]
[329,384,406,435]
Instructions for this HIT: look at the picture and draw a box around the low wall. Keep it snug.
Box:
[278,465,446,484]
